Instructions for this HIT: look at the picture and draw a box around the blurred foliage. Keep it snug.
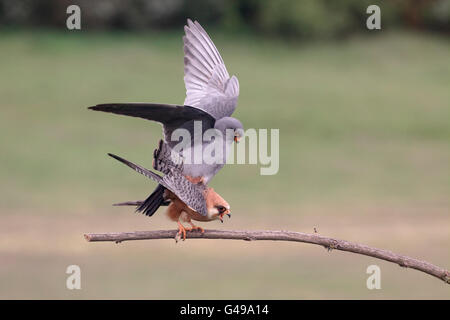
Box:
[0,0,448,39]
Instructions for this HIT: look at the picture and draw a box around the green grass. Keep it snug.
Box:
[0,30,449,299]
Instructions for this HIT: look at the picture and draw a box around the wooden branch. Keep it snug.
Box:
[84,229,450,285]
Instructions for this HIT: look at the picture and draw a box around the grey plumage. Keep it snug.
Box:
[88,103,215,149]
[89,19,243,184]
[153,138,184,174]
[89,19,243,216]
[179,116,243,183]
[183,19,239,119]
[108,153,208,216]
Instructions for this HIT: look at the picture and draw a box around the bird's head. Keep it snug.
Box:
[205,188,231,221]
[214,117,244,143]
[210,204,231,222]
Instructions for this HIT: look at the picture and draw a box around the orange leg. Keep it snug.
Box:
[177,221,187,241]
[185,175,204,185]
[185,222,204,233]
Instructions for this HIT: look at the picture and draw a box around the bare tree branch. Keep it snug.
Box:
[84,229,450,284]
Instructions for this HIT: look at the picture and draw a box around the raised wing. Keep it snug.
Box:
[89,103,215,145]
[108,153,208,216]
[183,19,239,120]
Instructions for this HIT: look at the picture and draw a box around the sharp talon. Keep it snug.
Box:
[177,222,187,241]
[186,224,204,233]
[226,213,231,218]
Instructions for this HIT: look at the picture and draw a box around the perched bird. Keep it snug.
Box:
[89,19,243,216]
[108,151,231,241]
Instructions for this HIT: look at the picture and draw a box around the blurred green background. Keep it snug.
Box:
[1,1,449,299]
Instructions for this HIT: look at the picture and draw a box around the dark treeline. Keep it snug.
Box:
[0,0,448,39]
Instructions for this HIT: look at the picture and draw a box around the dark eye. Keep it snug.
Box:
[217,206,226,213]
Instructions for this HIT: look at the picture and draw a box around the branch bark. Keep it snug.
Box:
[84,229,450,285]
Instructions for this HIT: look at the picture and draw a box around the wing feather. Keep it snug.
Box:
[88,103,215,145]
[183,19,239,119]
[108,153,207,215]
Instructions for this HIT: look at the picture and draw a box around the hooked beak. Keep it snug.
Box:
[218,209,231,222]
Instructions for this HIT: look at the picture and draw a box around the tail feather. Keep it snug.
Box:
[136,184,166,217]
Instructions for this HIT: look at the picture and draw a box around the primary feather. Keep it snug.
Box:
[183,19,239,119]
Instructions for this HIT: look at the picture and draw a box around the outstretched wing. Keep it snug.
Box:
[183,19,239,120]
[108,153,165,185]
[108,153,207,216]
[89,103,215,145]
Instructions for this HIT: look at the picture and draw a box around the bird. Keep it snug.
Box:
[107,150,231,241]
[89,19,243,216]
